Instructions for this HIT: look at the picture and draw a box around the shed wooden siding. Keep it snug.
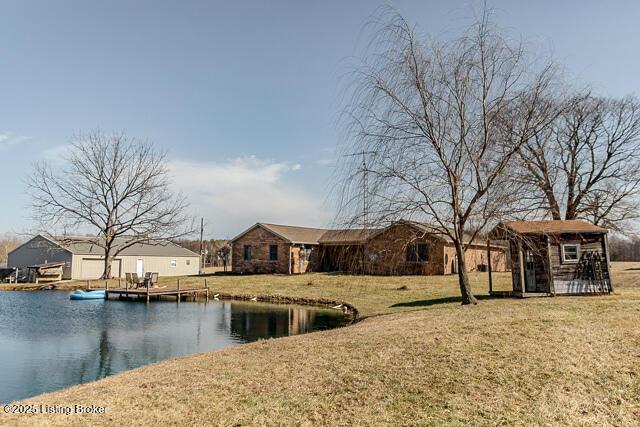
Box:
[548,234,607,294]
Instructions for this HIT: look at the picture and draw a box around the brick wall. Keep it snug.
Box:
[363,224,447,275]
[443,244,507,274]
[231,226,320,274]
[232,223,506,276]
[231,227,292,274]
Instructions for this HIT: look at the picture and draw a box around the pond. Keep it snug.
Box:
[0,291,349,403]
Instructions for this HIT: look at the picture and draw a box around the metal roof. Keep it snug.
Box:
[49,236,199,257]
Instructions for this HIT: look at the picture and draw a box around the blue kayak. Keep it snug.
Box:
[70,290,106,300]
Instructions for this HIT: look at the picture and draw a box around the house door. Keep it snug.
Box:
[524,250,537,292]
[136,259,144,277]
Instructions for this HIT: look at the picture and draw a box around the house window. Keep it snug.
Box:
[406,243,429,262]
[269,245,278,261]
[561,243,580,263]
[170,259,177,268]
[244,245,252,261]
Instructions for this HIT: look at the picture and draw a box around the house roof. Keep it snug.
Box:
[49,235,199,257]
[230,223,329,245]
[232,220,499,247]
[495,220,607,236]
[318,229,380,244]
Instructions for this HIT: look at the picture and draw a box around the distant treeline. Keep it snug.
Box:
[608,237,640,261]
[177,239,231,266]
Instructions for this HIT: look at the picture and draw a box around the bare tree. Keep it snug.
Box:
[517,94,640,231]
[28,131,193,278]
[339,11,559,304]
[0,232,22,266]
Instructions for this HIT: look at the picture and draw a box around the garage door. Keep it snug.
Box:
[80,259,121,279]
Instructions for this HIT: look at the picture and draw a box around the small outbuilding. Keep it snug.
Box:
[8,235,200,280]
[488,220,612,297]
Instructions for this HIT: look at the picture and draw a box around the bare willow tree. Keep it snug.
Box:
[339,12,560,304]
[516,94,640,231]
[28,131,193,278]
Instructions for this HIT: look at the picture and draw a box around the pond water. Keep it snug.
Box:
[0,291,349,403]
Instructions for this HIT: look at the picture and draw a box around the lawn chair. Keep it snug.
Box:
[150,272,159,287]
[131,273,142,288]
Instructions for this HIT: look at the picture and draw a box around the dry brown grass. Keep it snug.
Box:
[0,270,514,317]
[2,263,639,426]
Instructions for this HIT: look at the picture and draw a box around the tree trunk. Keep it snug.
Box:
[543,188,562,220]
[455,243,478,305]
[564,202,577,220]
[102,250,113,279]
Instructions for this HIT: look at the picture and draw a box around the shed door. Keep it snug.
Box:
[136,259,144,277]
[524,250,537,292]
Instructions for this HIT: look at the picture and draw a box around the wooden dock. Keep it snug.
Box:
[89,279,209,303]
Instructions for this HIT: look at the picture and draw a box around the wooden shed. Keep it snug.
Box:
[487,220,612,297]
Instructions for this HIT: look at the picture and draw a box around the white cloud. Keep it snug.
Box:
[167,156,333,238]
[0,133,31,150]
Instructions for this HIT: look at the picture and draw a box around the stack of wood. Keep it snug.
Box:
[27,262,65,284]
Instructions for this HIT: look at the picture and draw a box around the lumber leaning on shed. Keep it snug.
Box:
[603,234,614,292]
[518,241,526,294]
[546,235,556,295]
[486,240,493,294]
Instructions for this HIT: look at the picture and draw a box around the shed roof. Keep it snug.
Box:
[50,235,198,257]
[495,220,607,236]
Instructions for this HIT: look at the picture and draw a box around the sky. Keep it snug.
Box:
[1,0,639,238]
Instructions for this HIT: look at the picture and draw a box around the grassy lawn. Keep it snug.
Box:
[1,263,639,425]
[0,269,514,317]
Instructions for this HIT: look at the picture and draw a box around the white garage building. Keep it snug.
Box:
[8,235,200,280]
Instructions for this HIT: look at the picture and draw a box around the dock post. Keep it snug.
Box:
[105,280,109,291]
[177,279,181,304]
[87,280,90,289]
[146,280,150,304]
[125,278,129,298]
[205,279,209,303]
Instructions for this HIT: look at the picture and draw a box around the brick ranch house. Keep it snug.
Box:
[230,221,507,275]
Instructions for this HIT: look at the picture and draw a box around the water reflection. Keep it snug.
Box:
[0,291,348,403]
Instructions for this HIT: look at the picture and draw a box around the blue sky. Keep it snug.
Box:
[1,0,639,238]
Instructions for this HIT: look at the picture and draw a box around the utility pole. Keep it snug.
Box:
[199,217,204,275]
[344,150,375,231]
[345,150,375,274]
